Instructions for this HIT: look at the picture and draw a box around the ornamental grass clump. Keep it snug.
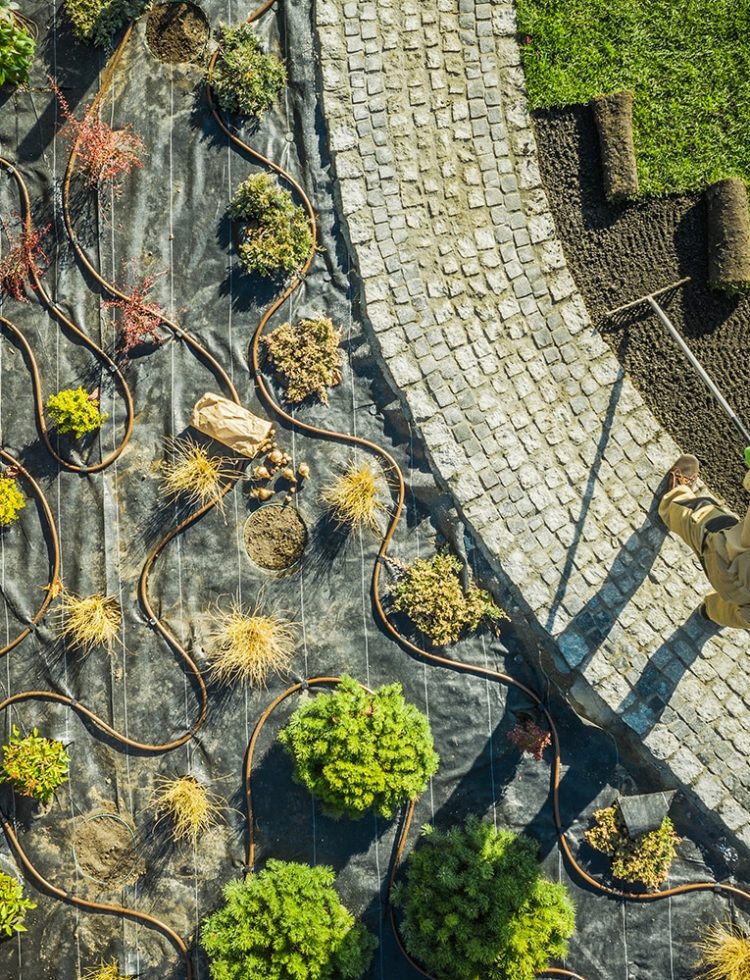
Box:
[59,591,122,653]
[0,2,35,86]
[0,473,25,527]
[0,725,70,805]
[0,871,36,937]
[46,387,108,439]
[81,963,131,980]
[584,803,679,891]
[207,601,296,687]
[279,675,439,820]
[394,816,576,980]
[263,315,342,404]
[229,173,312,279]
[151,775,223,846]
[160,438,236,510]
[696,921,750,980]
[63,0,148,48]
[210,23,286,117]
[321,460,385,531]
[389,551,508,646]
[201,860,376,980]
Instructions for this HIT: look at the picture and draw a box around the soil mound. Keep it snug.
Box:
[72,812,138,886]
[244,504,308,571]
[146,2,209,64]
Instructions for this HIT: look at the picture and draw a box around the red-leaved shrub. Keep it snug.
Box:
[506,719,552,761]
[0,220,49,301]
[104,275,165,359]
[51,78,144,189]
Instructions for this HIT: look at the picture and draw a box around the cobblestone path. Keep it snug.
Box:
[315,0,750,849]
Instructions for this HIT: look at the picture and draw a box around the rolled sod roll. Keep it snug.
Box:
[591,90,639,202]
[707,178,750,293]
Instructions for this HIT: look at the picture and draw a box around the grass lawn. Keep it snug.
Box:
[516,0,750,196]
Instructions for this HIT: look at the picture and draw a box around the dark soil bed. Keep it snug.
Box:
[534,105,750,512]
[72,812,138,886]
[244,504,308,571]
[145,1,209,64]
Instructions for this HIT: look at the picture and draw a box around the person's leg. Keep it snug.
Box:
[658,486,724,556]
[703,591,750,629]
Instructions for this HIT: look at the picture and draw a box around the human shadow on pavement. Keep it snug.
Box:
[616,607,721,736]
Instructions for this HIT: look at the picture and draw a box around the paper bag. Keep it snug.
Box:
[189,392,273,458]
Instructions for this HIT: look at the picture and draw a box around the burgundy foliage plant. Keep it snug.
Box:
[506,718,552,761]
[0,220,49,301]
[104,275,166,359]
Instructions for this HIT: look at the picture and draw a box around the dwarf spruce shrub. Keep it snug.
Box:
[229,173,312,279]
[0,871,36,937]
[394,817,576,980]
[0,2,35,87]
[201,860,376,980]
[0,473,25,527]
[210,24,286,117]
[46,387,108,439]
[0,725,70,805]
[279,675,439,820]
[64,0,148,47]
[263,315,343,404]
[389,551,508,645]
[584,803,679,891]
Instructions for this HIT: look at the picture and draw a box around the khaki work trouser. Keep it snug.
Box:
[659,485,750,629]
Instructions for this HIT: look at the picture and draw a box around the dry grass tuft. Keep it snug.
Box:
[321,460,385,531]
[207,601,296,687]
[696,921,750,980]
[160,438,237,509]
[59,592,122,653]
[152,775,224,845]
[81,962,131,980]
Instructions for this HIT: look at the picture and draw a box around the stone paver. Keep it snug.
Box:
[315,0,750,849]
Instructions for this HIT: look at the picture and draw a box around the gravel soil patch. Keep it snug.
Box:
[534,105,750,512]
[145,1,209,64]
[244,504,308,571]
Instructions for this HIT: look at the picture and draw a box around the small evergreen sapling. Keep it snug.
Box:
[394,817,576,980]
[201,860,376,980]
[279,675,439,820]
[228,173,312,279]
[210,24,286,117]
[584,803,679,891]
[46,387,108,438]
[0,871,36,936]
[0,725,70,804]
[389,550,508,645]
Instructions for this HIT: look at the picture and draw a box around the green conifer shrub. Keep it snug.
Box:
[279,675,439,819]
[394,817,576,980]
[0,473,25,527]
[584,804,679,891]
[389,551,508,645]
[0,2,35,87]
[201,860,376,980]
[263,315,343,404]
[210,24,286,117]
[63,0,148,47]
[46,387,108,439]
[0,871,36,936]
[228,173,312,279]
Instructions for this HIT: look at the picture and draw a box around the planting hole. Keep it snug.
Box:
[72,812,139,887]
[244,504,307,572]
[146,2,209,65]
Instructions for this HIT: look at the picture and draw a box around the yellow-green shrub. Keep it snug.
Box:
[46,387,108,438]
[0,473,25,527]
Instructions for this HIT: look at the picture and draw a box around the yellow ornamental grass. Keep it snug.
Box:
[321,460,385,531]
[160,437,237,510]
[207,601,297,687]
[696,921,750,980]
[81,962,132,980]
[59,592,122,653]
[152,775,224,845]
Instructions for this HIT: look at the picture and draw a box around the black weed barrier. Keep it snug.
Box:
[0,3,748,980]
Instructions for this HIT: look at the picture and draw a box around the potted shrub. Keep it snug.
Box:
[584,801,679,890]
[0,725,70,806]
[0,472,25,528]
[263,315,342,404]
[201,860,376,979]
[393,816,576,980]
[0,871,36,937]
[0,2,35,87]
[46,387,108,439]
[389,550,508,645]
[209,23,286,117]
[63,0,147,47]
[228,173,312,279]
[279,675,439,820]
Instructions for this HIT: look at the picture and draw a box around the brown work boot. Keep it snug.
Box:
[668,454,700,491]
